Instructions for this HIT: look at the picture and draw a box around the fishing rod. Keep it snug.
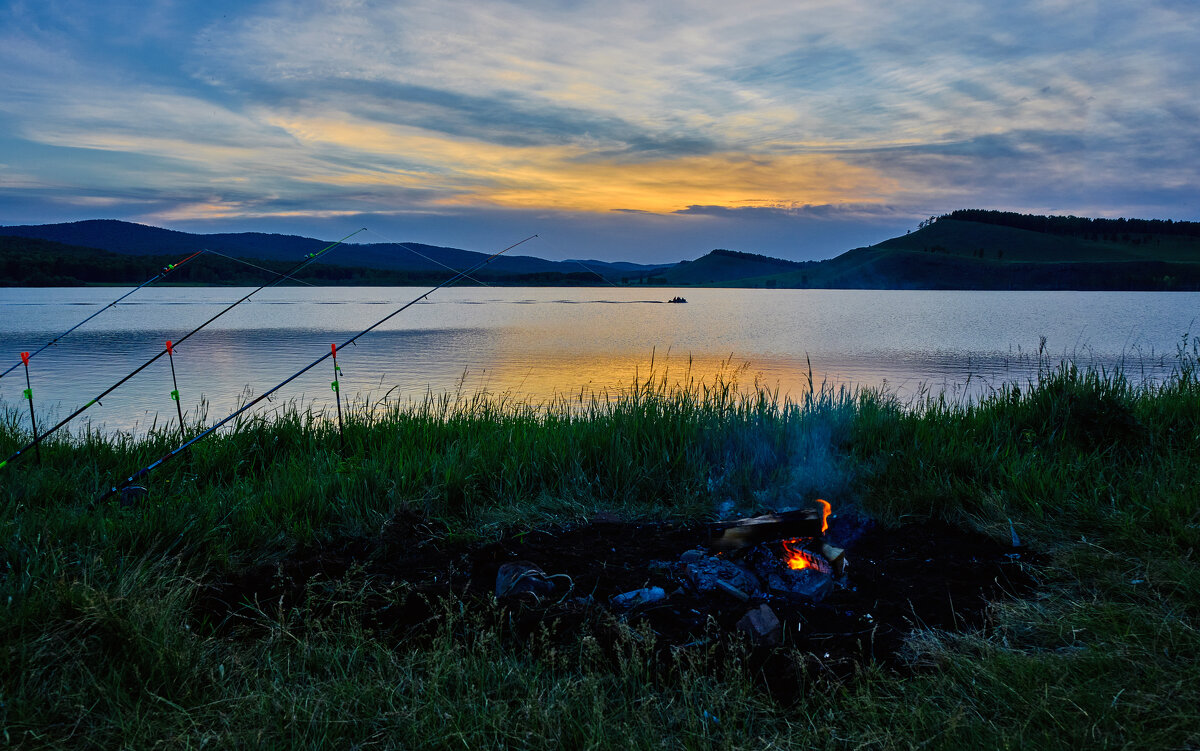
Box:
[165,340,185,441]
[0,250,206,383]
[0,228,366,471]
[19,352,40,465]
[96,232,538,503]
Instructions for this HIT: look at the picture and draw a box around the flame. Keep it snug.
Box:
[780,538,831,573]
[816,498,831,535]
[777,501,836,574]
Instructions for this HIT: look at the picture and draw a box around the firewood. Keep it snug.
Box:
[819,543,846,577]
[736,604,783,646]
[708,509,824,551]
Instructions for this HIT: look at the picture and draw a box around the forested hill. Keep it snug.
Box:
[0,236,625,287]
[0,219,669,281]
[725,210,1200,290]
[934,210,1200,240]
[654,249,806,285]
[4,211,1200,289]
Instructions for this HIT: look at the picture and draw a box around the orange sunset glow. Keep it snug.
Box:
[3,1,1190,261]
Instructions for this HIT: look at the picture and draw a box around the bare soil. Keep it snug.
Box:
[196,512,1038,702]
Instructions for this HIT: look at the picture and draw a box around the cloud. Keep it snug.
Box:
[674,204,914,221]
[0,0,1197,259]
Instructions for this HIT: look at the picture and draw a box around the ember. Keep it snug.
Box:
[775,499,837,576]
[780,539,832,575]
[696,498,847,606]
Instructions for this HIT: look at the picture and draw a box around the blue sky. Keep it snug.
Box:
[1,0,1197,263]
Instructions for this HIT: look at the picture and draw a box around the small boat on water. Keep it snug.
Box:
[667,296,688,303]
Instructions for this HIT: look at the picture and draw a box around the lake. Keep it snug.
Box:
[1,286,1196,436]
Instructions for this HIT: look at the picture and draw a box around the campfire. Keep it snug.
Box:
[703,498,845,599]
[201,503,1035,698]
[479,502,1031,667]
[492,499,849,646]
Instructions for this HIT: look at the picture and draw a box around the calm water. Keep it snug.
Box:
[0,286,1196,435]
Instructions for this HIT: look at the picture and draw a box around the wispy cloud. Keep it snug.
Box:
[0,0,1196,259]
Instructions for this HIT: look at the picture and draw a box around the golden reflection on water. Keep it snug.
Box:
[412,350,832,408]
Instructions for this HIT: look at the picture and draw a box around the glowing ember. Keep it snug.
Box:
[777,499,835,574]
[781,538,832,574]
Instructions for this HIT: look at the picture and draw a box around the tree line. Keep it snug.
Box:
[934,209,1200,239]
[0,236,610,287]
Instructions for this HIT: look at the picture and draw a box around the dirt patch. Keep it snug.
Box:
[195,512,1037,701]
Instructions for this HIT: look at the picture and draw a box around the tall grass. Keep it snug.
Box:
[2,348,1199,749]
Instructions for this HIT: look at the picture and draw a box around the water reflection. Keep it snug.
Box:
[0,286,1195,436]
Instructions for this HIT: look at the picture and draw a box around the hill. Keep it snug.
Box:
[730,211,1200,291]
[4,211,1200,289]
[654,249,807,285]
[874,217,1200,264]
[0,220,669,282]
[0,235,637,287]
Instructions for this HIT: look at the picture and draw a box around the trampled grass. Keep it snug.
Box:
[1,345,1198,749]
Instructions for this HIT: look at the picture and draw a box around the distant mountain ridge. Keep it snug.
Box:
[4,211,1200,289]
[0,219,670,280]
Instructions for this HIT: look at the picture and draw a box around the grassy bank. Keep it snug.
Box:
[2,345,1199,749]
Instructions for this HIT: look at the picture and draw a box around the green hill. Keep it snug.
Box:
[5,211,1200,290]
[656,249,807,285]
[0,236,606,287]
[0,220,669,280]
[725,211,1200,290]
[733,248,1200,290]
[875,218,1200,264]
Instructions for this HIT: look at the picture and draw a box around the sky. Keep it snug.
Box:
[0,0,1197,264]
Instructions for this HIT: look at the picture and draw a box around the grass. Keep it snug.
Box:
[1,342,1199,749]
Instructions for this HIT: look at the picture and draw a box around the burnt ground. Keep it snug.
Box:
[195,512,1038,702]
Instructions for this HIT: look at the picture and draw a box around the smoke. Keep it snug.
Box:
[769,396,874,546]
[782,407,854,504]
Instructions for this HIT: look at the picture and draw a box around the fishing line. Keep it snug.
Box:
[200,248,319,287]
[363,228,492,288]
[0,250,205,383]
[0,228,366,471]
[571,260,620,287]
[96,232,538,503]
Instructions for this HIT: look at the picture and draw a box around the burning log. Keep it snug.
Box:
[709,508,825,551]
[781,539,833,575]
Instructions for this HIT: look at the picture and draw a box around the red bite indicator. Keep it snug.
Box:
[20,352,30,366]
[331,343,337,356]
[165,340,174,355]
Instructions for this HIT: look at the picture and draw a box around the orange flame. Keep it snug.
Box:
[781,538,814,570]
[780,538,832,573]
[816,498,831,535]
[777,501,835,573]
